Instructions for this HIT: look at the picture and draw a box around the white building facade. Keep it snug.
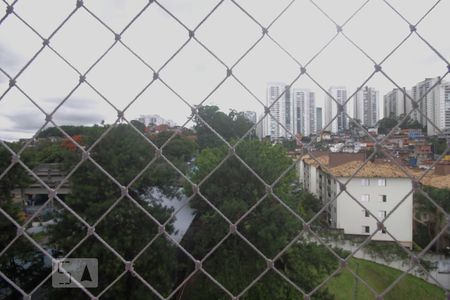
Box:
[264,84,317,140]
[324,87,349,133]
[439,81,450,132]
[384,88,408,119]
[299,154,413,248]
[292,88,316,136]
[264,83,292,140]
[354,86,379,127]
[411,77,447,136]
[137,114,176,127]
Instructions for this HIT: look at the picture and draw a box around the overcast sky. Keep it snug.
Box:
[0,0,449,140]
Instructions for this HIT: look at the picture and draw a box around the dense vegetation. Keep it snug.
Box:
[376,115,423,135]
[0,145,50,298]
[414,186,450,254]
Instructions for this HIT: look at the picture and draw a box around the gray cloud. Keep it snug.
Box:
[0,44,19,82]
[3,97,107,133]
[0,45,18,67]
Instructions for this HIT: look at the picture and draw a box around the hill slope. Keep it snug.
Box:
[327,258,444,300]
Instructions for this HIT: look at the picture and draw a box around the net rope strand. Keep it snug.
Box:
[0,0,449,298]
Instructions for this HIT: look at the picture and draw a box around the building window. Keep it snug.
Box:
[361,178,369,186]
[378,178,386,186]
[380,195,387,202]
[363,226,370,234]
[361,194,370,202]
[364,210,370,217]
[378,210,386,219]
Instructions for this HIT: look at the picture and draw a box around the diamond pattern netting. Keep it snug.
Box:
[0,0,449,299]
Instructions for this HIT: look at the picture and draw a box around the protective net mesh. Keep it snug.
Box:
[0,0,449,299]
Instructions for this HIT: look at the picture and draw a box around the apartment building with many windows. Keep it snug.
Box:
[439,81,450,131]
[299,153,413,248]
[292,88,316,137]
[384,88,410,119]
[411,77,449,136]
[324,87,349,133]
[263,83,292,140]
[354,86,379,128]
[263,84,316,140]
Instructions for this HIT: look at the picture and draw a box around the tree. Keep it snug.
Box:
[0,145,49,299]
[430,137,447,155]
[376,115,425,135]
[47,124,197,299]
[194,106,254,149]
[178,140,339,299]
[414,186,450,253]
[130,120,146,133]
[281,138,297,151]
[398,114,424,130]
[37,125,106,145]
[376,117,398,134]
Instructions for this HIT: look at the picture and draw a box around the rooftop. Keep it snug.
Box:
[302,153,450,189]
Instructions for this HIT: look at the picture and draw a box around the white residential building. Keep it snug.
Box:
[263,83,292,140]
[439,81,450,132]
[354,86,379,127]
[316,107,323,133]
[256,114,265,139]
[137,114,176,127]
[384,88,409,119]
[299,153,413,248]
[292,88,316,136]
[411,77,447,136]
[324,87,349,133]
[242,111,257,124]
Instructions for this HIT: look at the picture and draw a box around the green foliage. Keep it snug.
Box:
[364,242,408,263]
[376,118,398,134]
[297,191,325,224]
[47,124,197,299]
[430,137,447,155]
[327,258,444,300]
[195,105,254,149]
[130,119,146,133]
[180,140,338,299]
[152,130,198,166]
[281,138,297,151]
[38,125,105,141]
[376,116,424,135]
[0,145,50,298]
[414,186,450,253]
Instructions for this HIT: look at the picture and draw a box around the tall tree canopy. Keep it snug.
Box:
[194,105,255,149]
[48,124,196,299]
[179,140,339,299]
[0,145,49,299]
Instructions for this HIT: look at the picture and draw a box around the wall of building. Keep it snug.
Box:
[324,87,348,133]
[299,158,414,248]
[265,83,292,140]
[354,86,379,127]
[335,177,413,247]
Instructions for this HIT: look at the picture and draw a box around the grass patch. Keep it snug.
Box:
[327,258,444,300]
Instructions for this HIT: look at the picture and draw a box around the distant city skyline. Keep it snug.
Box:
[1,1,449,140]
